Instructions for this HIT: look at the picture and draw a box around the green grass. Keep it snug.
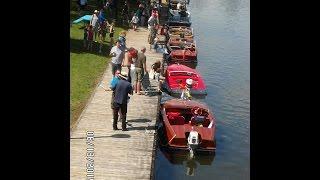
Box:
[70,5,127,128]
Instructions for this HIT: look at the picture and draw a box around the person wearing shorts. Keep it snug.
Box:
[134,46,147,95]
[109,40,124,76]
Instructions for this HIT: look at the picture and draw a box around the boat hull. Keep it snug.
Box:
[159,99,216,152]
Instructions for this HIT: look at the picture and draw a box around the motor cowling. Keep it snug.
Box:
[188,130,199,158]
[188,131,199,148]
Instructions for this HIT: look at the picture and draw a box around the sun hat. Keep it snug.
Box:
[118,70,128,80]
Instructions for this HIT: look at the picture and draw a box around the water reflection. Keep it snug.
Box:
[158,146,215,177]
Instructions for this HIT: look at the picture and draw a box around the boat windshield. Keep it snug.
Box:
[169,71,198,78]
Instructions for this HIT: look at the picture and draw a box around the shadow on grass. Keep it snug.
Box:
[70,38,112,57]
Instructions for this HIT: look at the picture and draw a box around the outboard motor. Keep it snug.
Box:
[187,129,199,158]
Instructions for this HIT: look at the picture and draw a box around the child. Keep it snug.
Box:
[87,25,94,51]
[130,14,139,31]
[109,22,115,47]
[83,23,89,49]
[98,22,106,53]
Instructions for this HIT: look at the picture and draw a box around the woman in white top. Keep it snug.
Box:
[130,13,139,31]
[90,10,99,42]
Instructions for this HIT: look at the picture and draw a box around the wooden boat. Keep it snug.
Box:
[167,48,197,63]
[168,37,194,46]
[167,9,191,27]
[159,98,216,152]
[166,37,196,53]
[168,26,193,38]
[169,0,189,10]
[161,64,206,96]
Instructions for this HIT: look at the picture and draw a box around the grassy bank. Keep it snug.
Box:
[70,1,127,129]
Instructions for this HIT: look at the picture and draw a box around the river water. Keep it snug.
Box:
[154,0,250,179]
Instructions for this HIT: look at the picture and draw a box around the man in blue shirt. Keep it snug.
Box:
[111,77,133,131]
[98,8,106,25]
[109,69,121,110]
[109,70,121,89]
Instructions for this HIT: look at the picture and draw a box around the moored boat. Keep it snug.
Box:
[161,63,206,97]
[166,37,196,52]
[167,8,191,27]
[158,98,216,152]
[168,37,195,46]
[168,26,194,38]
[167,48,197,63]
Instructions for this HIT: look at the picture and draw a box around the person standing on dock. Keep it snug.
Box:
[109,40,125,76]
[109,69,121,110]
[111,77,133,131]
[123,47,138,83]
[147,13,159,45]
[130,13,139,31]
[134,46,147,95]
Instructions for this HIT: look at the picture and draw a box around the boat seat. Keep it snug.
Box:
[168,115,186,125]
[190,115,210,127]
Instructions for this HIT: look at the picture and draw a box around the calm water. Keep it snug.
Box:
[154,0,250,179]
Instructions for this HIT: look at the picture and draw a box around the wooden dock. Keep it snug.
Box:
[70,27,162,180]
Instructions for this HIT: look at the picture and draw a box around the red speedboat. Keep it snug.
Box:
[159,98,216,152]
[162,64,207,97]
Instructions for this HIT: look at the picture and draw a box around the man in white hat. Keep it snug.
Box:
[111,73,133,131]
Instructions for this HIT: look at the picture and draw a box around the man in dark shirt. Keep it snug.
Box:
[134,46,147,95]
[111,78,133,131]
